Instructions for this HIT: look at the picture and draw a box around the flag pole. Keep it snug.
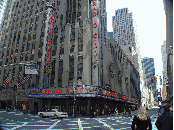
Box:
[16,84,18,112]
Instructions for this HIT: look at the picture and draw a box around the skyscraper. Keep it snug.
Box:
[112,8,138,70]
[141,57,156,105]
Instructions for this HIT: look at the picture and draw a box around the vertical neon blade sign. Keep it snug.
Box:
[92,1,99,86]
[45,9,54,68]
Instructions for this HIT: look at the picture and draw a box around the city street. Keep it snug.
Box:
[0,108,160,130]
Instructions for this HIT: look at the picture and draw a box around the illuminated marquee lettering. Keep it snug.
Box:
[93,53,98,59]
[47,52,50,56]
[48,40,51,45]
[93,23,97,28]
[93,33,97,38]
[66,88,69,93]
[51,10,54,14]
[93,6,97,11]
[94,40,96,45]
[58,88,62,93]
[47,89,50,93]
[51,89,54,93]
[93,12,97,16]
[50,19,53,24]
[93,1,96,6]
[50,15,54,20]
[93,46,97,52]
[46,58,49,63]
[43,89,46,93]
[94,17,96,22]
[31,87,118,98]
[49,30,52,35]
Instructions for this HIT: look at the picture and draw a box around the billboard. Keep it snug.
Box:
[25,66,39,74]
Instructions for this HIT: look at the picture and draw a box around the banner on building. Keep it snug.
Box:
[18,75,30,86]
[2,75,11,88]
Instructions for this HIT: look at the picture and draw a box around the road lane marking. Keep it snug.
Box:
[11,122,28,130]
[78,118,83,129]
[95,118,114,130]
[47,120,61,130]
[150,112,156,118]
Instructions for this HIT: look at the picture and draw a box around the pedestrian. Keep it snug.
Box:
[90,107,93,118]
[102,109,104,115]
[115,107,118,115]
[131,107,152,130]
[122,108,126,118]
[157,109,159,115]
[96,108,98,117]
[109,108,111,118]
[128,108,132,117]
[159,107,161,114]
[155,105,173,130]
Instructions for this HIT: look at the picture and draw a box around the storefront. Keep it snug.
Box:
[1,100,12,109]
[27,86,139,116]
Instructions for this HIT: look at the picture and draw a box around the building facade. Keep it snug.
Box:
[161,41,167,101]
[0,0,140,116]
[163,0,173,106]
[107,32,113,39]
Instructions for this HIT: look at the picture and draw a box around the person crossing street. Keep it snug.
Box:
[115,107,118,115]
[127,108,132,117]
[122,108,126,118]
[155,104,173,130]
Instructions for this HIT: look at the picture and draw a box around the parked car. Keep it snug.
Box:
[38,109,68,118]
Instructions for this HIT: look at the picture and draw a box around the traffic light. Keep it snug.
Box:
[45,66,48,73]
[151,77,154,83]
[49,66,52,74]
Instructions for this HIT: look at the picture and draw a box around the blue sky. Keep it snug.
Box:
[106,0,166,84]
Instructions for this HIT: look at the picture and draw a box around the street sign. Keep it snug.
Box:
[25,66,39,74]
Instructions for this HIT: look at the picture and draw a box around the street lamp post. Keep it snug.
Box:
[72,77,76,118]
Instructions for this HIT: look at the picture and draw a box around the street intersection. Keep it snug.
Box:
[0,108,159,130]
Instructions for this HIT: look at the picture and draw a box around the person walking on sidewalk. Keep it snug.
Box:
[131,107,152,130]
[155,105,173,130]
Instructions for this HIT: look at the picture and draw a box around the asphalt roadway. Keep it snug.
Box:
[0,108,161,130]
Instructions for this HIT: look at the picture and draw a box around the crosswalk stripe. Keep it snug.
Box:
[47,120,61,130]
[10,122,28,130]
[78,118,83,129]
[96,118,115,130]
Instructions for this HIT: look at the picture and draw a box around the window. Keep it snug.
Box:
[37,1,40,6]
[33,33,36,40]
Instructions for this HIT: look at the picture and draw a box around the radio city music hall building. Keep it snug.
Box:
[0,0,140,116]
